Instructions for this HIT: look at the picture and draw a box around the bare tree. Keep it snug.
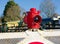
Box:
[40,0,55,18]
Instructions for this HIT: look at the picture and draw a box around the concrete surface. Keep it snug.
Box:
[0,32,27,39]
[38,29,60,37]
[18,30,54,44]
[0,29,60,44]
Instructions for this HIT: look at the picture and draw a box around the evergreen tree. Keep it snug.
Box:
[2,1,20,22]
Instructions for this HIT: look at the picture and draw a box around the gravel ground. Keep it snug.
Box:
[0,38,24,44]
[45,36,60,44]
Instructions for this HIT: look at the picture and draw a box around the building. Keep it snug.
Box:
[41,15,60,29]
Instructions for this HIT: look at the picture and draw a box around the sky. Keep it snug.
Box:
[0,0,60,17]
